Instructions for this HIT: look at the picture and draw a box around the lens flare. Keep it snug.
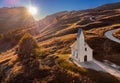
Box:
[28,6,38,15]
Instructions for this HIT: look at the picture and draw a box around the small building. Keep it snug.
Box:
[70,29,93,62]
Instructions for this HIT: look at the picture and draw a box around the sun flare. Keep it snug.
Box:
[28,6,38,15]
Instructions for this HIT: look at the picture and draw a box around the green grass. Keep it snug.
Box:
[56,54,120,83]
[56,54,87,73]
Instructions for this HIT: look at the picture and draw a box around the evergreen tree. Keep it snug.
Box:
[18,33,39,73]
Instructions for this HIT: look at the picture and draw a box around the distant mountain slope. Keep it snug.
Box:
[36,2,120,65]
[36,2,120,42]
[0,2,120,83]
[0,7,34,33]
[95,2,120,10]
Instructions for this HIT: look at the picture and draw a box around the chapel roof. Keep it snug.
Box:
[77,28,82,38]
[70,28,93,50]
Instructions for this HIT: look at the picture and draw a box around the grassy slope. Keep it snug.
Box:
[113,28,120,39]
[0,7,34,33]
[0,2,120,83]
[1,53,119,83]
[37,3,120,66]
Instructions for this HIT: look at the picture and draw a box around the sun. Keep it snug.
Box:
[28,6,38,15]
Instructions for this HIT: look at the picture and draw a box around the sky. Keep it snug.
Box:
[0,0,120,20]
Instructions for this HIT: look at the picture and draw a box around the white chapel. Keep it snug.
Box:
[70,29,93,62]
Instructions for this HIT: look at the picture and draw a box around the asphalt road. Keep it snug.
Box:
[105,29,120,43]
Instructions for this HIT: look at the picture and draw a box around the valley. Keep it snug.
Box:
[0,2,120,83]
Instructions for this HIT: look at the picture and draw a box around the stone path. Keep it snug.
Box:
[73,59,120,79]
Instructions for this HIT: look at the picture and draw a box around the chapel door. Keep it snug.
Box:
[84,55,87,62]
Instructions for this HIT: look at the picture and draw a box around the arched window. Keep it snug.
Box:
[85,48,87,51]
[73,50,75,56]
[76,52,78,58]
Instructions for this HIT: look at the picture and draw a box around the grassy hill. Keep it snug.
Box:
[0,7,34,33]
[0,2,120,83]
[0,7,40,53]
[36,2,120,66]
[113,28,120,39]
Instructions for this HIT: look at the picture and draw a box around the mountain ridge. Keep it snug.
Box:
[0,2,120,83]
[0,7,34,33]
[36,2,120,66]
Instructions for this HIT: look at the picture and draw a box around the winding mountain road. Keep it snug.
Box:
[72,29,120,80]
[105,29,120,43]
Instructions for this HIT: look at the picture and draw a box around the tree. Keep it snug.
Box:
[17,33,40,73]
[0,34,3,40]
